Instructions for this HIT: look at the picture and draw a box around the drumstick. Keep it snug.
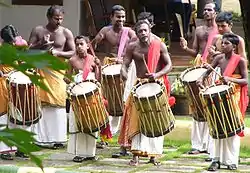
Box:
[205,63,223,78]
[142,54,150,73]
[175,13,184,38]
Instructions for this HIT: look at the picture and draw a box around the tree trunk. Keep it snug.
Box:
[239,0,250,60]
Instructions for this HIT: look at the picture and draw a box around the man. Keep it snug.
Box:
[179,2,217,155]
[65,36,102,162]
[0,25,29,160]
[197,33,248,171]
[209,11,246,59]
[92,5,136,143]
[28,5,75,148]
[120,20,172,166]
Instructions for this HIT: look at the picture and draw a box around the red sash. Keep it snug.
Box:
[201,27,218,62]
[147,40,175,106]
[82,54,92,80]
[223,53,249,137]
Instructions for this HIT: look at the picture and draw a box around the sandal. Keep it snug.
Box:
[227,164,237,170]
[208,161,220,171]
[73,156,84,163]
[15,151,29,160]
[147,159,161,166]
[187,149,207,154]
[0,153,13,160]
[129,159,138,166]
[83,156,98,161]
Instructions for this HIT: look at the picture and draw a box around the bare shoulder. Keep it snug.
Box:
[62,27,74,37]
[238,35,245,43]
[32,25,44,33]
[127,40,137,51]
[69,55,77,63]
[195,26,204,32]
[99,26,111,33]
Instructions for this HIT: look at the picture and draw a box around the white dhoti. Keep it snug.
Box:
[32,107,67,147]
[131,134,164,156]
[191,120,210,152]
[67,109,97,157]
[67,71,97,157]
[212,135,240,167]
[0,114,16,153]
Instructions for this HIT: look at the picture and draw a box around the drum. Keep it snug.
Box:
[7,71,42,126]
[102,64,124,116]
[67,79,109,133]
[132,80,175,138]
[180,67,209,121]
[200,83,244,139]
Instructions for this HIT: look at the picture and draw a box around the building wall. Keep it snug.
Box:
[0,0,80,40]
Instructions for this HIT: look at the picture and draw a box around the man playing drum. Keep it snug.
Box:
[179,2,217,155]
[64,36,105,162]
[120,20,173,166]
[0,25,30,160]
[28,5,75,149]
[92,5,136,148]
[197,33,248,171]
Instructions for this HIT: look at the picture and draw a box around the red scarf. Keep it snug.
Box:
[147,40,175,106]
[82,54,92,80]
[223,53,248,137]
[202,26,218,62]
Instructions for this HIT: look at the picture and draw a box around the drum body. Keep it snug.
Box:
[7,71,41,126]
[180,67,208,121]
[200,84,244,139]
[67,79,109,133]
[132,80,175,138]
[102,64,124,116]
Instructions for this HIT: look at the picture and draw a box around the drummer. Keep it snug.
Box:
[180,2,217,156]
[0,25,30,160]
[120,20,173,166]
[92,5,136,148]
[28,5,75,149]
[197,33,248,171]
[64,35,104,162]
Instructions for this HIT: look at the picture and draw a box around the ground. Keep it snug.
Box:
[1,116,250,173]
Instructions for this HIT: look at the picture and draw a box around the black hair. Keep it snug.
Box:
[137,12,154,26]
[0,25,19,43]
[204,2,217,12]
[222,33,239,46]
[46,5,64,18]
[215,11,233,24]
[134,20,151,34]
[74,35,90,44]
[111,5,125,16]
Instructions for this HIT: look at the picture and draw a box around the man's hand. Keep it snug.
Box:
[145,73,156,81]
[49,48,60,57]
[221,76,230,84]
[121,72,128,81]
[180,37,188,50]
[116,58,123,64]
[0,70,3,77]
[208,45,216,56]
[196,77,205,89]
[94,57,101,66]
[63,77,71,84]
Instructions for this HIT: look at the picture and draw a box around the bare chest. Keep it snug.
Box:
[38,29,66,49]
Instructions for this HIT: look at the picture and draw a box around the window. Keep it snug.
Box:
[12,0,63,6]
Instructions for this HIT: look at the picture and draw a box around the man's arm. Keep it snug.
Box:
[94,57,101,82]
[64,58,74,84]
[238,36,247,59]
[92,27,107,49]
[121,43,133,80]
[155,42,172,78]
[53,29,75,58]
[28,26,44,49]
[225,58,248,86]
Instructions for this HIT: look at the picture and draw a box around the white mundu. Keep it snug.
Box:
[67,72,98,158]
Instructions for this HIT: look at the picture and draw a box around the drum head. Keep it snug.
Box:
[182,68,207,82]
[203,85,230,95]
[135,83,161,98]
[71,81,97,95]
[8,71,32,84]
[102,64,122,75]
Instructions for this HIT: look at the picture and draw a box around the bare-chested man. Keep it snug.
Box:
[180,2,217,155]
[28,5,75,149]
[92,5,136,151]
[65,36,102,162]
[120,20,172,166]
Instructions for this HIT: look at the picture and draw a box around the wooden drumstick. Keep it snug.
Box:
[205,63,223,78]
[175,13,184,38]
[142,54,150,73]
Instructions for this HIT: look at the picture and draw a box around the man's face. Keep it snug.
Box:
[75,38,88,54]
[136,23,150,43]
[216,21,232,35]
[203,4,216,20]
[111,10,126,27]
[221,38,234,53]
[48,10,64,27]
